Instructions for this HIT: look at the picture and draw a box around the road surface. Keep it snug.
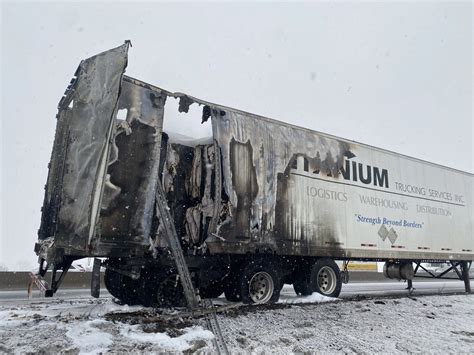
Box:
[0,279,467,304]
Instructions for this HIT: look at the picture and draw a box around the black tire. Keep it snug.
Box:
[238,259,281,304]
[310,258,342,298]
[293,271,312,296]
[200,280,225,299]
[137,268,159,307]
[224,272,242,302]
[104,268,140,305]
[280,280,285,292]
[155,274,187,308]
[292,260,313,296]
[104,268,121,299]
[138,268,187,308]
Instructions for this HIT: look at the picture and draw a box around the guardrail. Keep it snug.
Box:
[0,272,105,290]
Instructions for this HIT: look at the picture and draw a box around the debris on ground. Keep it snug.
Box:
[1,292,473,353]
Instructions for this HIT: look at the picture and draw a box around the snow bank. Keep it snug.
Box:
[278,292,338,304]
[0,297,214,353]
[120,324,214,352]
[65,319,113,354]
[37,299,144,319]
[1,294,473,353]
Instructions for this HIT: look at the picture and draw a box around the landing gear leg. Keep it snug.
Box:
[45,258,73,297]
[91,258,102,298]
[461,261,471,293]
[406,279,414,294]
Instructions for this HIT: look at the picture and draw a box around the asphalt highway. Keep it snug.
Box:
[0,280,467,306]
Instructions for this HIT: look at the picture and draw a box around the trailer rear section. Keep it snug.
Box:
[34,44,473,306]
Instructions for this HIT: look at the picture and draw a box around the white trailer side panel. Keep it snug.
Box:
[288,142,473,260]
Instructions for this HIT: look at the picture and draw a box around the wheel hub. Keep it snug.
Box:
[317,266,337,295]
[249,271,274,303]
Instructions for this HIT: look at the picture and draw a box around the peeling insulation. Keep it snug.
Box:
[161,141,217,247]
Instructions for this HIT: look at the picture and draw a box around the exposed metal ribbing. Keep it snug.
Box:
[202,299,229,355]
[155,182,199,309]
[155,183,228,354]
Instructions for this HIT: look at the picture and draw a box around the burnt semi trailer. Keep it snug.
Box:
[34,43,473,306]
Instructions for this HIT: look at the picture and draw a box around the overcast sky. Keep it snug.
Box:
[1,1,472,270]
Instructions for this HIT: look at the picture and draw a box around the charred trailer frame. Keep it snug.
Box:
[33,44,473,305]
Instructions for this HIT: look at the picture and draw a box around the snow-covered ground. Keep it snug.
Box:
[221,293,474,353]
[0,299,215,353]
[0,288,473,353]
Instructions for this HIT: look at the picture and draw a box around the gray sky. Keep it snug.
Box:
[1,1,472,270]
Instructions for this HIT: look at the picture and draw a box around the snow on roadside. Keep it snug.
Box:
[1,293,473,353]
[0,298,215,353]
[120,324,214,352]
[64,319,113,354]
[278,291,338,304]
[220,294,474,353]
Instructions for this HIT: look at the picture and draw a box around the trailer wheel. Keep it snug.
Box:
[224,273,242,302]
[104,268,140,305]
[104,268,121,299]
[239,260,281,304]
[200,280,225,299]
[293,271,312,296]
[310,259,342,298]
[138,269,187,308]
[136,268,159,307]
[155,274,187,308]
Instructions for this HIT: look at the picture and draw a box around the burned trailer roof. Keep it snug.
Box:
[122,76,473,177]
[124,74,473,261]
[122,77,356,253]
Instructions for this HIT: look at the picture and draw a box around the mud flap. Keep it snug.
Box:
[91,258,101,298]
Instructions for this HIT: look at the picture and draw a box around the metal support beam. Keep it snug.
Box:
[413,261,468,281]
[154,183,229,354]
[91,258,101,298]
[202,299,229,355]
[155,182,200,310]
[413,262,420,274]
[45,259,72,297]
[417,263,437,278]
[450,261,463,280]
